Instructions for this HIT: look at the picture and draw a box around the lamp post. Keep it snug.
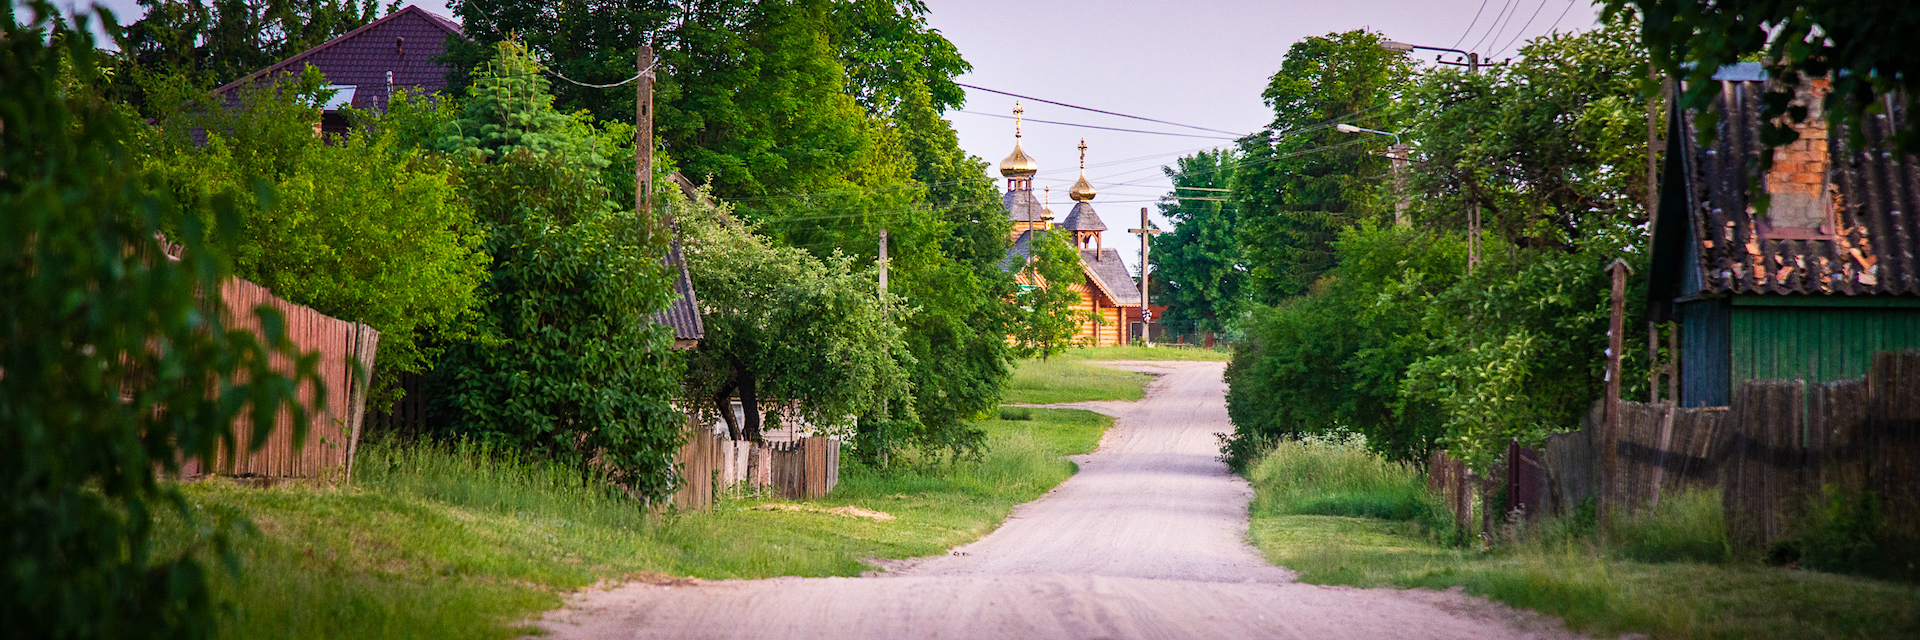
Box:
[1378,40,1500,269]
[1334,124,1412,227]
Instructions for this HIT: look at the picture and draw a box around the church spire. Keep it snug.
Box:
[998,102,1039,184]
[1068,138,1096,202]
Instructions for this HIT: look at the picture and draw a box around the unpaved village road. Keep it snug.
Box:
[533,361,1581,640]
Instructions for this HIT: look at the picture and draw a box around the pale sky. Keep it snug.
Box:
[36,0,1603,274]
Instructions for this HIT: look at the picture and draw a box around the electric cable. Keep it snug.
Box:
[1492,0,1554,59]
[1469,0,1520,54]
[956,110,1241,140]
[956,83,1245,136]
[1451,0,1495,51]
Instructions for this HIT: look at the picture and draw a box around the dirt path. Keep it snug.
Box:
[532,361,1581,640]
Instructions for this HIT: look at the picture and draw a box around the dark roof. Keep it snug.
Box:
[657,237,705,342]
[213,5,464,111]
[1079,248,1141,306]
[1004,187,1046,223]
[1059,201,1107,232]
[1003,229,1038,272]
[1649,72,1920,315]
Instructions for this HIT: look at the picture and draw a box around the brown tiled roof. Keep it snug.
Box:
[1650,65,1920,312]
[213,5,464,111]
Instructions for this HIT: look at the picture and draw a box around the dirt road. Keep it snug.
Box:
[534,361,1579,639]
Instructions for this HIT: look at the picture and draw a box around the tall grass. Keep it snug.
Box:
[1246,434,1448,526]
[160,408,1113,640]
[1242,438,1920,640]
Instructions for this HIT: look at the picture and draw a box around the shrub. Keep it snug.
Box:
[1608,489,1730,564]
[1246,434,1450,528]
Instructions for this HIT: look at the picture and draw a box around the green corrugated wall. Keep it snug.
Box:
[1728,305,1920,387]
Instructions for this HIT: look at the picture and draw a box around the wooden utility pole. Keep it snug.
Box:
[1127,207,1162,346]
[1601,258,1633,527]
[1388,143,1411,226]
[636,45,655,227]
[878,228,889,300]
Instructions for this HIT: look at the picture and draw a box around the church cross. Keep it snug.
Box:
[1127,207,1163,343]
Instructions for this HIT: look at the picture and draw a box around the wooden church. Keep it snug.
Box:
[998,104,1141,347]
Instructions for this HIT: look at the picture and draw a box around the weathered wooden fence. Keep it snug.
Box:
[1465,350,1920,551]
[181,277,379,482]
[671,432,840,510]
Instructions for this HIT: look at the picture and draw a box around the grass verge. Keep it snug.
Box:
[1003,345,1229,404]
[161,408,1112,640]
[1245,437,1920,640]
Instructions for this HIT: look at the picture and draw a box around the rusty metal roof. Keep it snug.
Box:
[1650,72,1920,312]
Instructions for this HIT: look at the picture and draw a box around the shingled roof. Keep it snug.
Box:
[1079,248,1141,306]
[1649,64,1920,317]
[658,237,705,347]
[1059,201,1107,232]
[1004,188,1046,223]
[213,5,464,111]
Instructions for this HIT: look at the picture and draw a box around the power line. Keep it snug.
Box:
[1469,0,1520,54]
[956,110,1240,140]
[1451,0,1494,51]
[1493,0,1554,59]
[957,83,1245,136]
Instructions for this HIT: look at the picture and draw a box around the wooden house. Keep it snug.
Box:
[1647,63,1920,407]
[998,111,1141,347]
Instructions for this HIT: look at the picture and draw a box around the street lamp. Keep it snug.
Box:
[1335,124,1411,226]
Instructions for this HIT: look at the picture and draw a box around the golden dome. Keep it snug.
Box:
[1000,141,1039,177]
[1068,139,1096,201]
[999,102,1039,178]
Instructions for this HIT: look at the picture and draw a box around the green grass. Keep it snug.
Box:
[161,408,1112,640]
[1002,345,1230,405]
[1244,438,1920,639]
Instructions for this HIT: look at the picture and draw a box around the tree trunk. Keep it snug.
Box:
[733,358,763,443]
[713,378,740,441]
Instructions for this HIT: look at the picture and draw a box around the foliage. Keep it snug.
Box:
[1151,149,1248,337]
[1220,24,1651,471]
[676,192,911,444]
[1010,229,1093,360]
[1231,29,1413,301]
[1788,486,1920,584]
[1223,223,1458,467]
[1,7,312,638]
[1245,435,1454,534]
[1401,17,1649,249]
[1612,0,1920,156]
[136,67,488,408]
[430,42,684,498]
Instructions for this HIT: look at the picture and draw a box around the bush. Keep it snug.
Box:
[1246,434,1450,528]
[1609,489,1730,564]
[1789,487,1920,584]
[2,7,311,637]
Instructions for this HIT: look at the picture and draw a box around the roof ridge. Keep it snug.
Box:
[213,5,465,95]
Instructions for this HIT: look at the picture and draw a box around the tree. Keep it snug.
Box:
[676,193,910,444]
[1011,229,1092,360]
[136,67,488,408]
[1232,30,1413,302]
[1612,0,1920,155]
[430,42,684,497]
[1152,149,1247,338]
[3,6,312,636]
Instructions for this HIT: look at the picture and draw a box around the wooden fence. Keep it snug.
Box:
[180,277,379,482]
[671,432,840,510]
[1477,350,1920,551]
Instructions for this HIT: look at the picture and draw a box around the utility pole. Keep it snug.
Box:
[1601,258,1633,528]
[636,44,654,228]
[1388,142,1411,226]
[1383,41,1500,268]
[1127,207,1162,347]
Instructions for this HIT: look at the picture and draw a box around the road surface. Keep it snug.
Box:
[532,361,1579,640]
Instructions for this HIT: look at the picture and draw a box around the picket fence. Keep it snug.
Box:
[672,433,841,510]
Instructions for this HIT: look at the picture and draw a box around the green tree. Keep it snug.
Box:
[1232,29,1413,302]
[1011,229,1092,360]
[1612,0,1920,155]
[3,6,313,637]
[676,193,911,444]
[1152,149,1247,338]
[136,67,488,407]
[431,42,684,497]
[112,0,377,110]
